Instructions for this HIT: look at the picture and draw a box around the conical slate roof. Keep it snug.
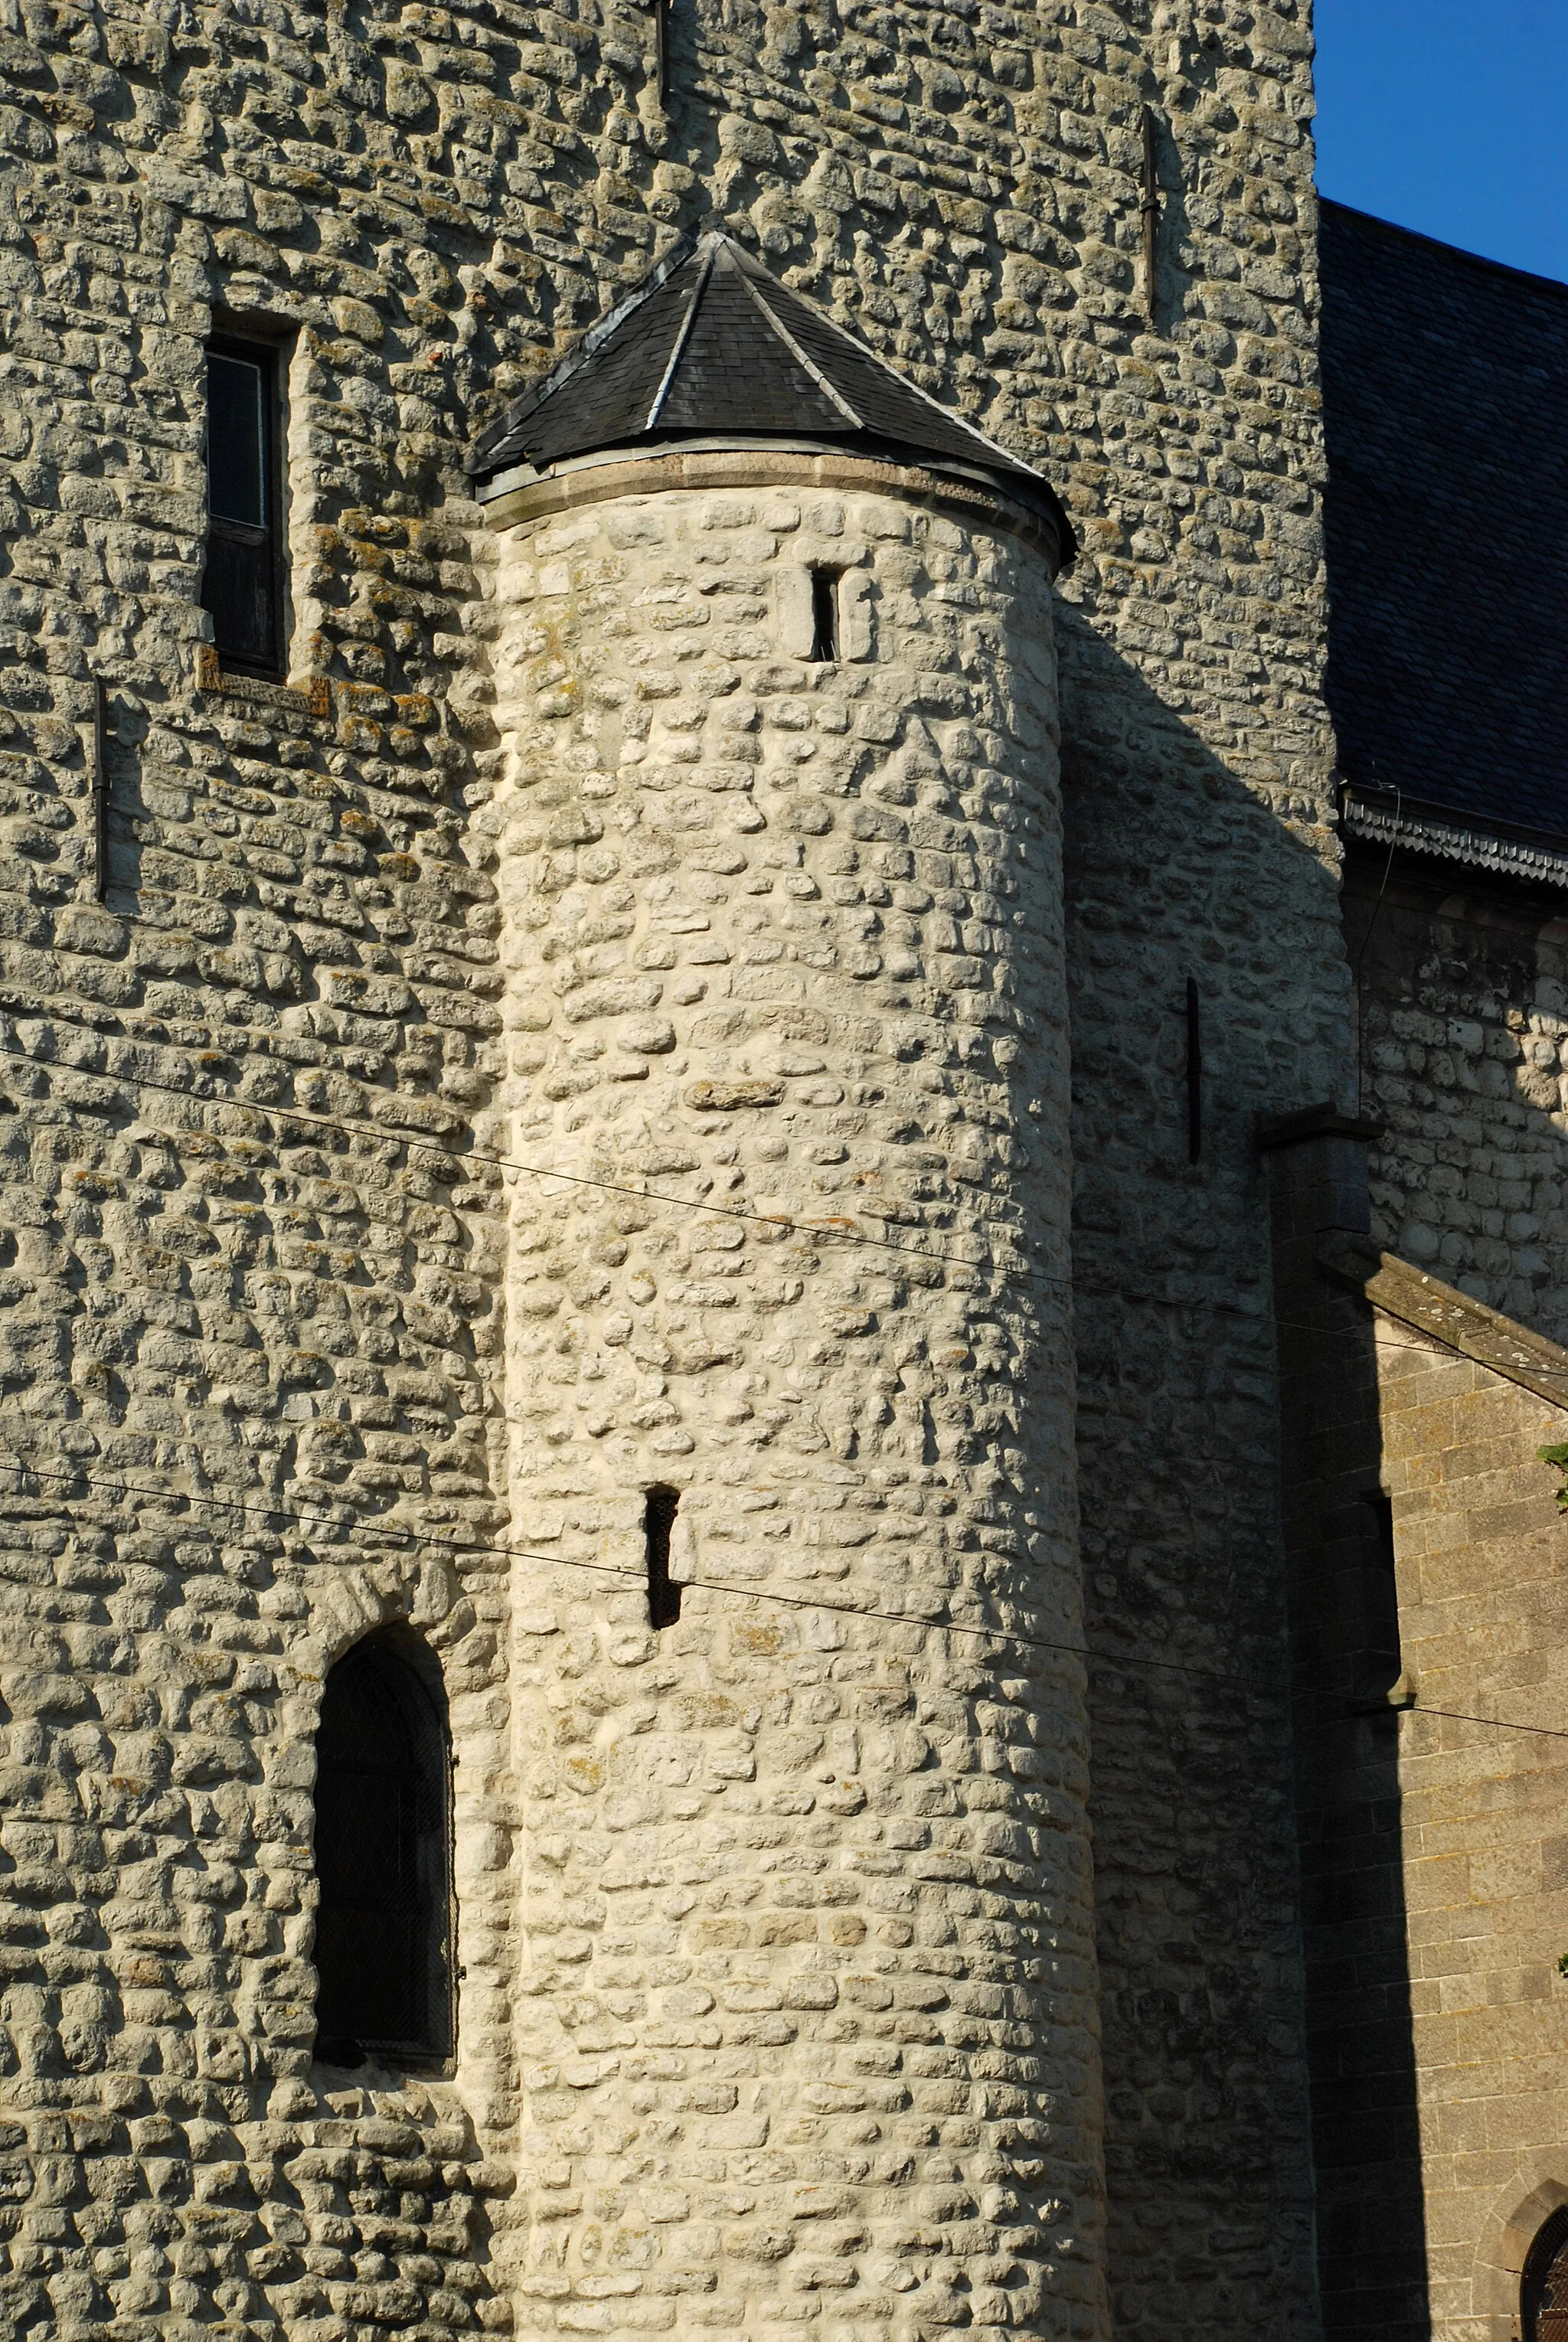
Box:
[468,233,1073,555]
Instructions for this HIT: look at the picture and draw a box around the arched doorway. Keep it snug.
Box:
[1523,2208,1568,2342]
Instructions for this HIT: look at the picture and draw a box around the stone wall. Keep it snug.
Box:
[0,935,518,2335]
[483,458,1102,2342]
[1348,851,1568,1349]
[1057,21,1348,2314]
[1375,1295,1568,2342]
[0,0,1353,2337]
[0,1,531,2308]
[1267,1129,1568,2342]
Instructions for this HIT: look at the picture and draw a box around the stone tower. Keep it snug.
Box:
[0,5,1346,2342]
[478,232,1098,2339]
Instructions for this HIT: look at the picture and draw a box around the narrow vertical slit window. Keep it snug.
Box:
[646,1485,681,1628]
[313,1629,453,2066]
[1140,104,1162,322]
[92,679,109,903]
[203,338,284,678]
[808,568,840,664]
[646,0,670,107]
[1184,976,1202,1161]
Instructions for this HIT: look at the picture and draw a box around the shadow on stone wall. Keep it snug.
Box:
[1261,1119,1432,2342]
[1334,851,1568,2342]
[1054,606,1428,2342]
[1346,855,1568,1351]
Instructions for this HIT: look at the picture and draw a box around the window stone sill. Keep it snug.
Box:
[197,645,330,717]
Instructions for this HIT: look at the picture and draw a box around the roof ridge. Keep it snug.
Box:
[469,227,701,465]
[723,249,864,428]
[1321,196,1568,300]
[644,242,715,430]
[724,244,1047,487]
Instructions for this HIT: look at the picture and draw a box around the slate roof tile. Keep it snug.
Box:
[469,233,1072,554]
[1321,200,1568,843]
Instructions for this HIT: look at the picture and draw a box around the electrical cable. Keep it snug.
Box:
[1343,855,1568,949]
[28,795,1568,1244]
[31,721,1563,1760]
[10,1033,1568,1378]
[6,1034,1567,1725]
[0,1035,1070,1294]
[5,1443,1568,1748]
[0,1443,1236,1684]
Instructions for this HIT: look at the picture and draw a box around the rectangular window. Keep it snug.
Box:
[202,338,284,677]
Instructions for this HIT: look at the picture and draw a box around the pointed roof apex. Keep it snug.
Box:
[469,232,1073,560]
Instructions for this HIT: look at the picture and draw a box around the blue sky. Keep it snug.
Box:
[1313,0,1568,283]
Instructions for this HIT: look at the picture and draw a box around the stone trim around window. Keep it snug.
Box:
[197,644,330,718]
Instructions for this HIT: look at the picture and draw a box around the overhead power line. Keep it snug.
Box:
[0,1035,1069,1294]
[8,1034,1560,1380]
[5,1445,1568,1749]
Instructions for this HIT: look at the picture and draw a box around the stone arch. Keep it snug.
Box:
[307,1552,468,1676]
[1474,2163,1568,2341]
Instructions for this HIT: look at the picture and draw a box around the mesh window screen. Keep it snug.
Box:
[314,1635,452,2063]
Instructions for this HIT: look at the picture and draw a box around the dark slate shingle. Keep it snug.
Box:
[656,261,848,436]
[1321,200,1568,841]
[467,235,1072,554]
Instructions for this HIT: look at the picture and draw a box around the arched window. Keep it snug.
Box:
[1524,2208,1568,2342]
[313,1628,453,2066]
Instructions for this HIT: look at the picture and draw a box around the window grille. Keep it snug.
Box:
[313,1630,453,2066]
[202,337,285,676]
[1525,2210,1568,2342]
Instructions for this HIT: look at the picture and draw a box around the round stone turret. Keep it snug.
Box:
[474,241,1101,2342]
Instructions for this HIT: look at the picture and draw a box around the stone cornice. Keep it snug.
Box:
[479,443,1069,569]
[1317,1231,1568,1410]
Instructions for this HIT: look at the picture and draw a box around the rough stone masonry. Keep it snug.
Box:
[0,5,1351,2342]
[485,454,1096,2342]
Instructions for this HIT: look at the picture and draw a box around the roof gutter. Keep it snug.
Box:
[1340,784,1568,892]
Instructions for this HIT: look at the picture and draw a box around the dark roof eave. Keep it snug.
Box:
[477,425,1075,563]
[1341,785,1568,891]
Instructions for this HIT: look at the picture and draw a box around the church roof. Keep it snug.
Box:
[1321,200,1568,855]
[468,231,1073,554]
